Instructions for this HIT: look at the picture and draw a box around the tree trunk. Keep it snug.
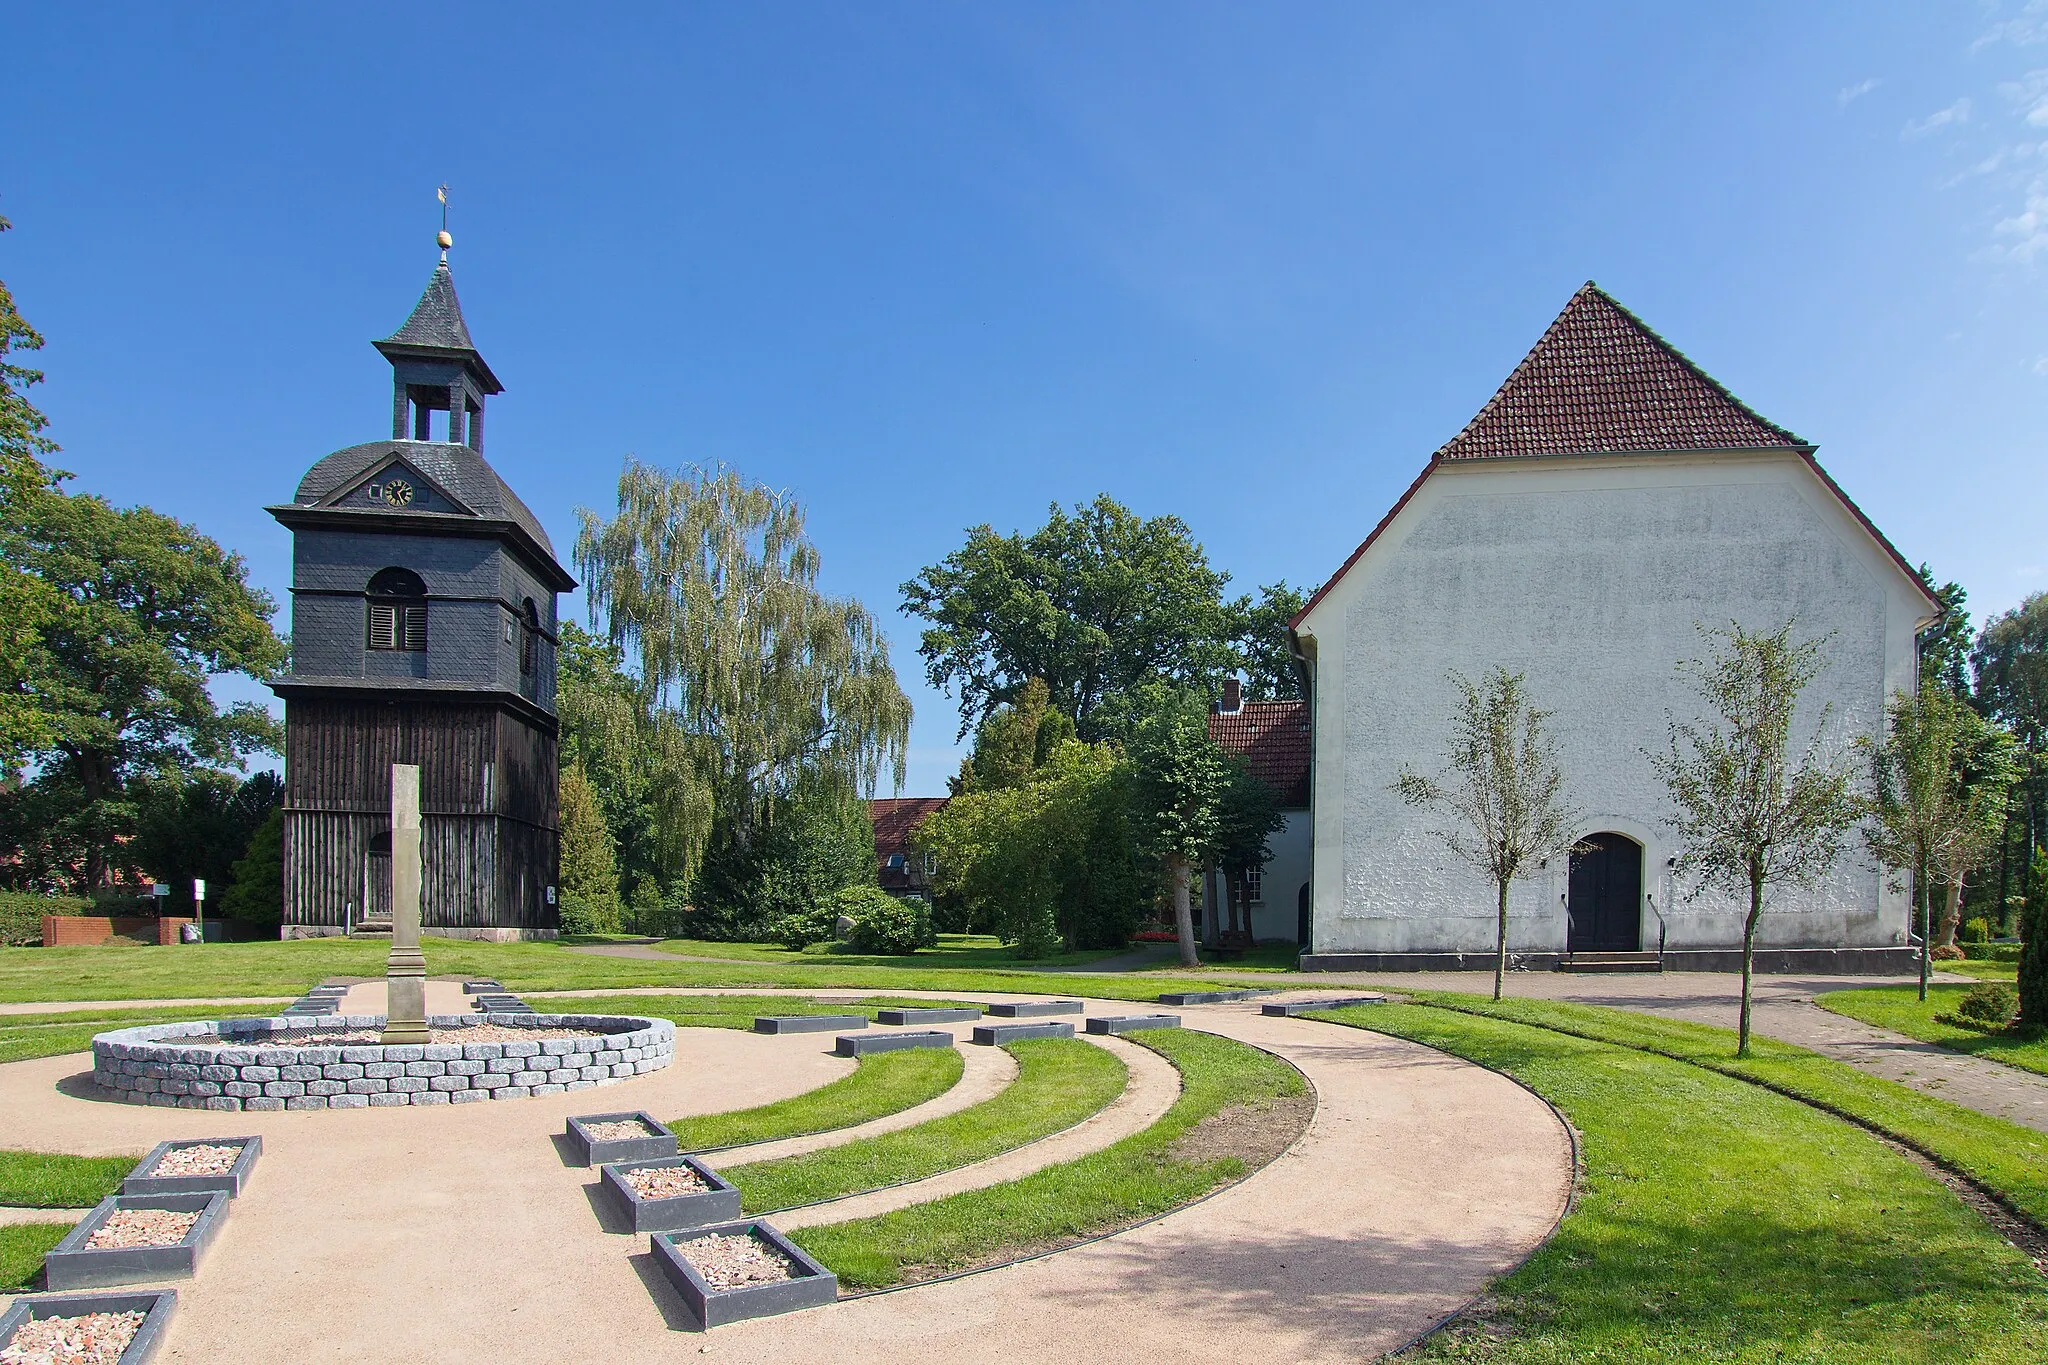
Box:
[1170,852,1198,969]
[1940,877,1964,948]
[1738,872,1762,1058]
[1493,876,1510,1002]
[1917,872,1931,1004]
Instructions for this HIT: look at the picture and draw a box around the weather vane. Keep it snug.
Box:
[436,184,452,257]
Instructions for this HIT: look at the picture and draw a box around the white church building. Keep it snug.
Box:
[1291,283,1934,974]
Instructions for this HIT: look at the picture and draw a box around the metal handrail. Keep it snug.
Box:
[1645,892,1667,969]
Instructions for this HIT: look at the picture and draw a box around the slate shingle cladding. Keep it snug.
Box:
[291,440,557,558]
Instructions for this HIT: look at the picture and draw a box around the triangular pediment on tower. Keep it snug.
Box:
[320,452,477,517]
[1434,282,1808,461]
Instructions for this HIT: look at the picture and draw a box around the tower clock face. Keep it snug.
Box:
[382,478,415,508]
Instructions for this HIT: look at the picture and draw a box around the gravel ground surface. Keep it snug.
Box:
[0,1309,146,1364]
[84,1208,197,1249]
[622,1165,708,1199]
[582,1119,662,1142]
[147,1144,242,1177]
[677,1231,796,1289]
[185,1025,605,1047]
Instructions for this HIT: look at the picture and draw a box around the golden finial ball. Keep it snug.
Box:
[437,230,453,250]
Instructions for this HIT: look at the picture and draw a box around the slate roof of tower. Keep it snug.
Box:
[1434,282,1807,460]
[381,260,479,353]
[1209,701,1310,809]
[290,440,557,558]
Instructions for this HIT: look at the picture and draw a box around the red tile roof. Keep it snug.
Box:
[1209,701,1310,808]
[1290,283,1936,627]
[1437,282,1806,460]
[869,797,949,891]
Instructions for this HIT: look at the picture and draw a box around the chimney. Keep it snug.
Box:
[1220,677,1243,714]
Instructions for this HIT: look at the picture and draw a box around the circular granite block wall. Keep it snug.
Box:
[91,1014,676,1111]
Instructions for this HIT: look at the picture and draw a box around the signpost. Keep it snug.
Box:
[193,878,206,940]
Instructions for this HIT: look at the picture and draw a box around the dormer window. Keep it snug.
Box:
[367,567,428,652]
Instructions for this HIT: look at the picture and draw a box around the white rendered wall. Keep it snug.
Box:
[1249,811,1311,942]
[1297,452,1929,957]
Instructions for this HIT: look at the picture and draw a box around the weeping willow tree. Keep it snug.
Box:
[575,462,911,894]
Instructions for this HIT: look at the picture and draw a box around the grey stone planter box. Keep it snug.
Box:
[875,1007,982,1025]
[45,1194,228,1290]
[835,1030,954,1057]
[566,1111,677,1166]
[461,980,503,994]
[1157,989,1272,1005]
[753,1015,866,1035]
[652,1220,838,1328]
[986,1000,1082,1018]
[1085,1014,1181,1035]
[600,1156,741,1233]
[122,1137,261,1198]
[0,1290,177,1364]
[1261,995,1388,1017]
[971,1021,1075,1045]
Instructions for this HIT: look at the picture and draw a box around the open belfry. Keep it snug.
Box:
[267,218,574,940]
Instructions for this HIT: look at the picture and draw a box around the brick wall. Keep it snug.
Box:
[40,916,194,947]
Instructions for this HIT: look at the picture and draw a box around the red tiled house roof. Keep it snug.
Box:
[1292,282,1935,626]
[869,796,949,892]
[1209,701,1310,809]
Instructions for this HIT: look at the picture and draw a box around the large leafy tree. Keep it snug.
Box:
[1865,685,2023,999]
[557,621,665,909]
[557,762,623,935]
[1227,582,1307,702]
[575,462,911,890]
[1915,565,1972,699]
[902,495,1238,740]
[218,807,284,932]
[1973,591,2048,935]
[0,213,67,766]
[5,490,285,888]
[1397,668,1581,1003]
[131,770,283,915]
[1650,622,1864,1057]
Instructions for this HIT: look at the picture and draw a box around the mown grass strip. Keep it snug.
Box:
[792,1028,1307,1288]
[1818,983,2048,1078]
[0,936,1267,1005]
[534,992,982,1034]
[1390,990,2048,1229]
[0,1004,289,1065]
[0,1150,139,1208]
[1316,1002,2048,1363]
[722,1037,1127,1215]
[670,1046,965,1152]
[0,1221,71,1292]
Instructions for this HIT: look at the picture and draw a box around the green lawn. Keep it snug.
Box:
[0,1004,292,1065]
[1316,1001,2048,1363]
[1939,959,2021,982]
[794,1027,1306,1288]
[0,1222,71,1292]
[657,933,1124,971]
[721,1037,1127,1214]
[0,936,1265,1005]
[0,1149,137,1208]
[1392,990,2048,1228]
[1817,984,2048,1078]
[670,1047,965,1152]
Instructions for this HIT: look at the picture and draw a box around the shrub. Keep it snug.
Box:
[838,886,935,955]
[557,889,622,937]
[766,900,842,951]
[1944,983,2019,1029]
[0,892,93,947]
[1930,943,1966,961]
[1960,916,1991,945]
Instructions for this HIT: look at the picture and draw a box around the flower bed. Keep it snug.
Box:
[92,1014,674,1111]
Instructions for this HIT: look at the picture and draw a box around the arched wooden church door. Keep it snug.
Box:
[1567,832,1642,953]
[364,831,392,922]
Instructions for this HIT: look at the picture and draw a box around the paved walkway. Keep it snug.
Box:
[0,984,1572,1363]
[1263,969,2048,1135]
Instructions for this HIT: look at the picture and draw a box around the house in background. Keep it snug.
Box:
[1204,679,1312,948]
[870,796,948,897]
[1290,283,1933,973]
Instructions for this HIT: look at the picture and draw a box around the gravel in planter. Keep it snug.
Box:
[122,1137,260,1199]
[566,1111,677,1166]
[600,1157,742,1233]
[651,1220,837,1328]
[45,1195,228,1290]
[0,1290,176,1365]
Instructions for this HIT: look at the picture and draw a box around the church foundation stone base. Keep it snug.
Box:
[279,925,558,942]
[1300,946,1922,975]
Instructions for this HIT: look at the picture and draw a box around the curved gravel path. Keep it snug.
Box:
[0,984,1572,1363]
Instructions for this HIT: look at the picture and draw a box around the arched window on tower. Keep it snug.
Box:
[367,568,428,652]
[519,598,539,676]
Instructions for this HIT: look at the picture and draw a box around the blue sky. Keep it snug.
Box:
[8,3,2048,794]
